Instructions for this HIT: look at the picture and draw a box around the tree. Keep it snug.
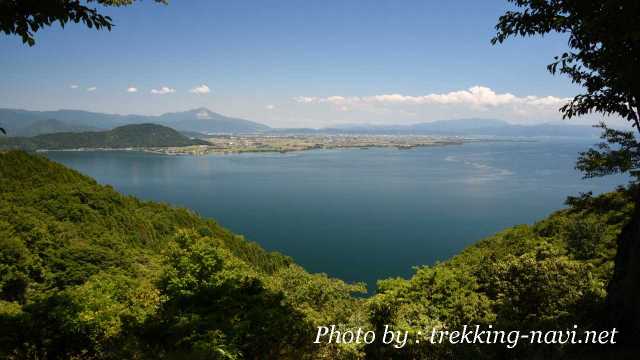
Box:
[576,122,640,182]
[492,0,640,134]
[0,0,167,46]
[155,230,313,359]
[492,0,640,346]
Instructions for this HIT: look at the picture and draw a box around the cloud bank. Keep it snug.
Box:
[127,86,138,93]
[287,86,585,126]
[294,86,569,109]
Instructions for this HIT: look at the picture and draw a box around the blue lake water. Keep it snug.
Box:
[45,138,627,292]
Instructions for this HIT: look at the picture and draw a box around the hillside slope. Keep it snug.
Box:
[0,123,209,151]
[366,189,634,358]
[0,151,365,359]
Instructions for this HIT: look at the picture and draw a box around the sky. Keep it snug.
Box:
[0,0,621,128]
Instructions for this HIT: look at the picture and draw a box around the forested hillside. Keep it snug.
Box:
[0,151,634,359]
[366,189,634,358]
[0,124,208,151]
[0,151,365,359]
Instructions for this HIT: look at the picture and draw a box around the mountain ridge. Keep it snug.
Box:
[14,118,98,137]
[0,107,270,134]
[1,108,601,137]
[273,118,601,137]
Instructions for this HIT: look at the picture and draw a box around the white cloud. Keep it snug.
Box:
[86,86,97,92]
[189,84,211,95]
[127,86,138,93]
[266,104,275,110]
[294,86,569,109]
[291,86,575,123]
[150,86,176,95]
[70,84,79,89]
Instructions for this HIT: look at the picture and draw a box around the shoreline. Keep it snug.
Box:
[33,136,538,156]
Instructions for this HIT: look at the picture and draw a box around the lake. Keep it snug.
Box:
[45,138,627,292]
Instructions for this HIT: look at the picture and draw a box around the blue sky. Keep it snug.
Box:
[0,0,610,128]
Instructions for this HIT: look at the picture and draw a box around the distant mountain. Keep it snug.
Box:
[0,123,209,151]
[155,108,270,134]
[409,118,509,132]
[14,118,97,137]
[271,118,600,138]
[0,108,140,132]
[405,118,600,137]
[410,119,600,138]
[0,108,270,135]
[324,119,510,133]
[0,108,600,138]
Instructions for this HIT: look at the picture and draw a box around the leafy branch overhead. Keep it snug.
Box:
[0,0,167,46]
[492,0,640,133]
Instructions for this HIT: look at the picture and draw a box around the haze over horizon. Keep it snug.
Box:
[0,106,615,132]
[0,0,624,128]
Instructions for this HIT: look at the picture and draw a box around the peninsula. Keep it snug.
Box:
[144,134,465,155]
[0,123,208,151]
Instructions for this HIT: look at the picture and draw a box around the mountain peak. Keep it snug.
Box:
[187,107,216,120]
[190,107,212,112]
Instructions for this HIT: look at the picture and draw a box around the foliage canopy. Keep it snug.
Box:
[0,0,167,46]
[492,0,640,133]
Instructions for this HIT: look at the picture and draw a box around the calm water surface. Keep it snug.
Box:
[45,139,627,291]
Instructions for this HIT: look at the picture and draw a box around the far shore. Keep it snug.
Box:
[31,135,539,156]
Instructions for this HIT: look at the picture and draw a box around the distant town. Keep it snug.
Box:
[144,134,466,155]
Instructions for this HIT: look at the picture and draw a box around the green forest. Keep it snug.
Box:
[0,150,634,359]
